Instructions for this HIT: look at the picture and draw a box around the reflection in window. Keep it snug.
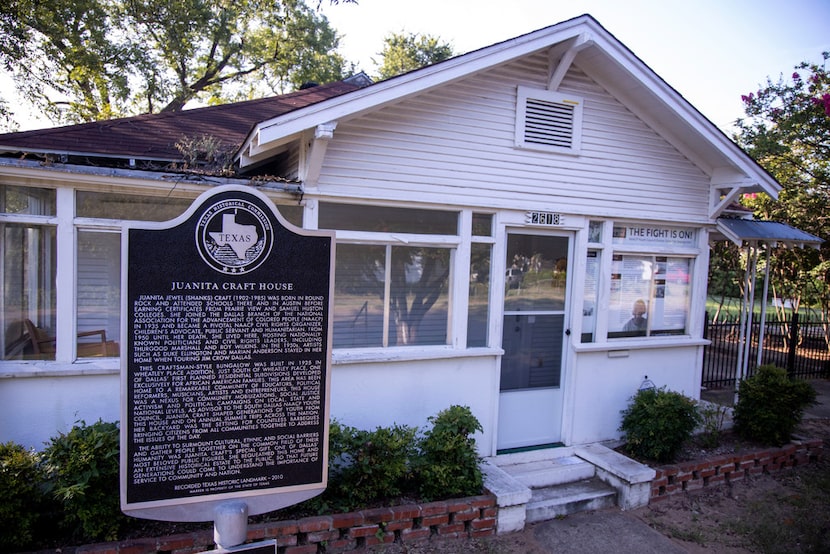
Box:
[77,231,120,357]
[333,244,386,348]
[2,224,57,360]
[467,244,491,347]
[504,234,568,312]
[472,213,493,237]
[588,220,603,244]
[77,191,193,221]
[608,255,691,338]
[1,185,56,215]
[581,250,600,343]
[277,204,303,228]
[333,244,450,348]
[319,203,458,235]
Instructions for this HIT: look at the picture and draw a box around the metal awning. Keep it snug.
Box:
[716,218,824,248]
[712,218,824,397]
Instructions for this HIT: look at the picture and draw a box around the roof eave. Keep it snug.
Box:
[237,14,782,204]
[0,146,181,164]
[238,15,600,166]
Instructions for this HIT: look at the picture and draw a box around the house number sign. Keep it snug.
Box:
[526,211,563,226]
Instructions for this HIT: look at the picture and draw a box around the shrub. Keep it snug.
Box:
[318,407,484,510]
[416,405,483,500]
[619,387,701,463]
[697,401,730,449]
[0,442,48,550]
[41,420,126,542]
[326,420,418,509]
[733,365,817,445]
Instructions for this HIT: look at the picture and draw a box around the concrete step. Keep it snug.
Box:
[526,478,618,523]
[500,455,596,489]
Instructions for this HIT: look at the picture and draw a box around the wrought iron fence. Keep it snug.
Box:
[702,312,830,390]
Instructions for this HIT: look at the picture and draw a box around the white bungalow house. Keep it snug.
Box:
[0,14,779,460]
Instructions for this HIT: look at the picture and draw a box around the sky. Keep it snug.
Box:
[4,0,830,132]
[317,0,830,132]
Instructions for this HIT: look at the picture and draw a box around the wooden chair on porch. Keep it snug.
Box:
[22,319,117,358]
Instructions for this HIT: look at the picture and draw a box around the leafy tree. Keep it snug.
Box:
[374,31,454,80]
[724,53,829,343]
[3,0,354,123]
[10,0,137,122]
[707,240,744,321]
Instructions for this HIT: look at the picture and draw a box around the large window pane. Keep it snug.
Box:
[319,203,458,235]
[504,234,568,312]
[77,231,120,357]
[467,243,491,347]
[2,224,56,359]
[333,244,386,348]
[389,246,450,346]
[333,244,451,348]
[650,257,691,335]
[608,254,690,338]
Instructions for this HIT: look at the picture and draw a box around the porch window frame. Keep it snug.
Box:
[593,220,701,346]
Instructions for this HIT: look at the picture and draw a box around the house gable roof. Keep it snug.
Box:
[238,14,780,212]
[0,14,779,218]
[0,77,370,164]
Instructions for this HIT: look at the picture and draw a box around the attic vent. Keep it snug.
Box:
[515,86,583,155]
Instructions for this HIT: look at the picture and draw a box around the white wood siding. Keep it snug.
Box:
[317,52,710,223]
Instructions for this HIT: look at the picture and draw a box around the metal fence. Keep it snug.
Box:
[702,312,830,390]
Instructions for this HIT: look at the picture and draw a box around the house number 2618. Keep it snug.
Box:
[526,211,562,225]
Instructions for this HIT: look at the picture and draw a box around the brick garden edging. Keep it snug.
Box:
[60,438,826,553]
[649,437,824,501]
[76,495,497,554]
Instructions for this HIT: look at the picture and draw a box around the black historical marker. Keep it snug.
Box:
[120,186,333,521]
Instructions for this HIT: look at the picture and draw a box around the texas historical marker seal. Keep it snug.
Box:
[120,185,334,522]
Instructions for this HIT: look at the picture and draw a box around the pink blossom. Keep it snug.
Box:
[793,72,801,80]
[814,94,830,116]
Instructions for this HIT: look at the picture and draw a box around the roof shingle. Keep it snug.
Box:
[0,79,367,162]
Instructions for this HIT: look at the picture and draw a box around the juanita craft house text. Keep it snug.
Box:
[170,281,295,291]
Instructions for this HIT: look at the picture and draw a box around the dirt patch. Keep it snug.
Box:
[619,419,830,554]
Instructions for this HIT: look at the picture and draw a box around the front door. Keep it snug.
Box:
[497,232,571,451]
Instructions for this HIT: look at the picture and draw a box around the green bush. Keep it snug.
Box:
[416,405,483,501]
[41,420,126,542]
[0,442,49,550]
[619,387,701,463]
[317,406,484,511]
[326,420,418,509]
[733,365,817,445]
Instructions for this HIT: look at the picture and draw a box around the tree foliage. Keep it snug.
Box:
[374,31,454,80]
[3,0,353,123]
[723,53,830,332]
